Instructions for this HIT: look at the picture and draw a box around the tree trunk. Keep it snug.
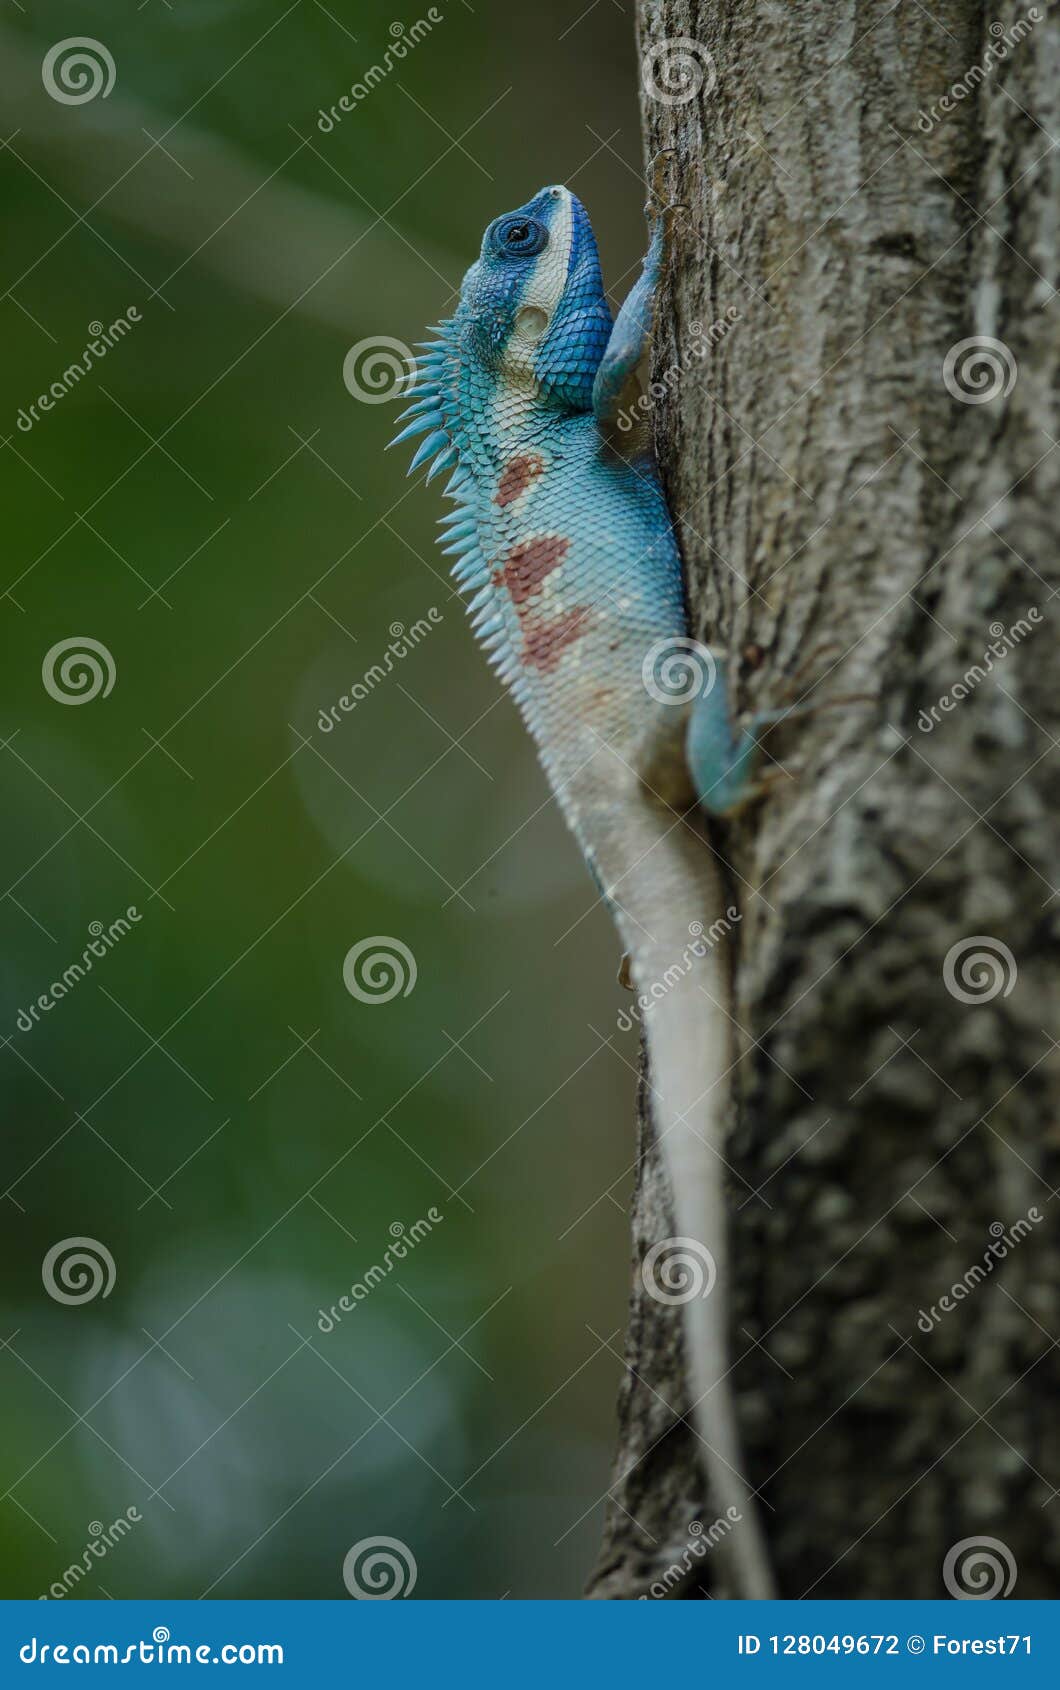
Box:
[590,0,1060,1600]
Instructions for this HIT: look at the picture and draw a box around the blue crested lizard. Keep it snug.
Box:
[391,179,786,1598]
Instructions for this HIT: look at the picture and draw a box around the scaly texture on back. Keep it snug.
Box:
[391,185,689,853]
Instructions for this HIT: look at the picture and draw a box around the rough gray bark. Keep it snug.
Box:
[590,0,1060,1599]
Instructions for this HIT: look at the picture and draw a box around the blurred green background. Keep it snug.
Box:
[1,0,653,1599]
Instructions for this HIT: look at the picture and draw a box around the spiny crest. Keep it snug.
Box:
[387,321,463,484]
[392,326,503,669]
[388,320,524,692]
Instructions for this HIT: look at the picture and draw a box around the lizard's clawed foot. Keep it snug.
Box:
[766,691,876,728]
[755,764,796,797]
[726,762,796,817]
[617,952,634,991]
[778,641,843,700]
[646,147,677,207]
[705,760,795,821]
[645,148,687,241]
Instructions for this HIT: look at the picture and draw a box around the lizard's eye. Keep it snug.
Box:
[490,215,549,258]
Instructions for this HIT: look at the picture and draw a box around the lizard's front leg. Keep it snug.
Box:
[591,156,680,446]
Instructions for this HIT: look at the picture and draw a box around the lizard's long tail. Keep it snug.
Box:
[615,811,776,1599]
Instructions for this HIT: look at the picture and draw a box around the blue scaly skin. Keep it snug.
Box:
[392,184,776,1598]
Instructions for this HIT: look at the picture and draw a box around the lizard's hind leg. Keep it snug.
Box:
[688,664,874,820]
[684,668,778,820]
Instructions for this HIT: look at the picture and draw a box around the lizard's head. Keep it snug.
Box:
[456,184,613,410]
[392,186,613,483]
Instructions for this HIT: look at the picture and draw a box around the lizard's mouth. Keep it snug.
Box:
[544,184,600,291]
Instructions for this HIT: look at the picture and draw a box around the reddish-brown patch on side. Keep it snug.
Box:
[494,534,570,607]
[522,606,593,672]
[495,452,544,508]
[489,528,588,673]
